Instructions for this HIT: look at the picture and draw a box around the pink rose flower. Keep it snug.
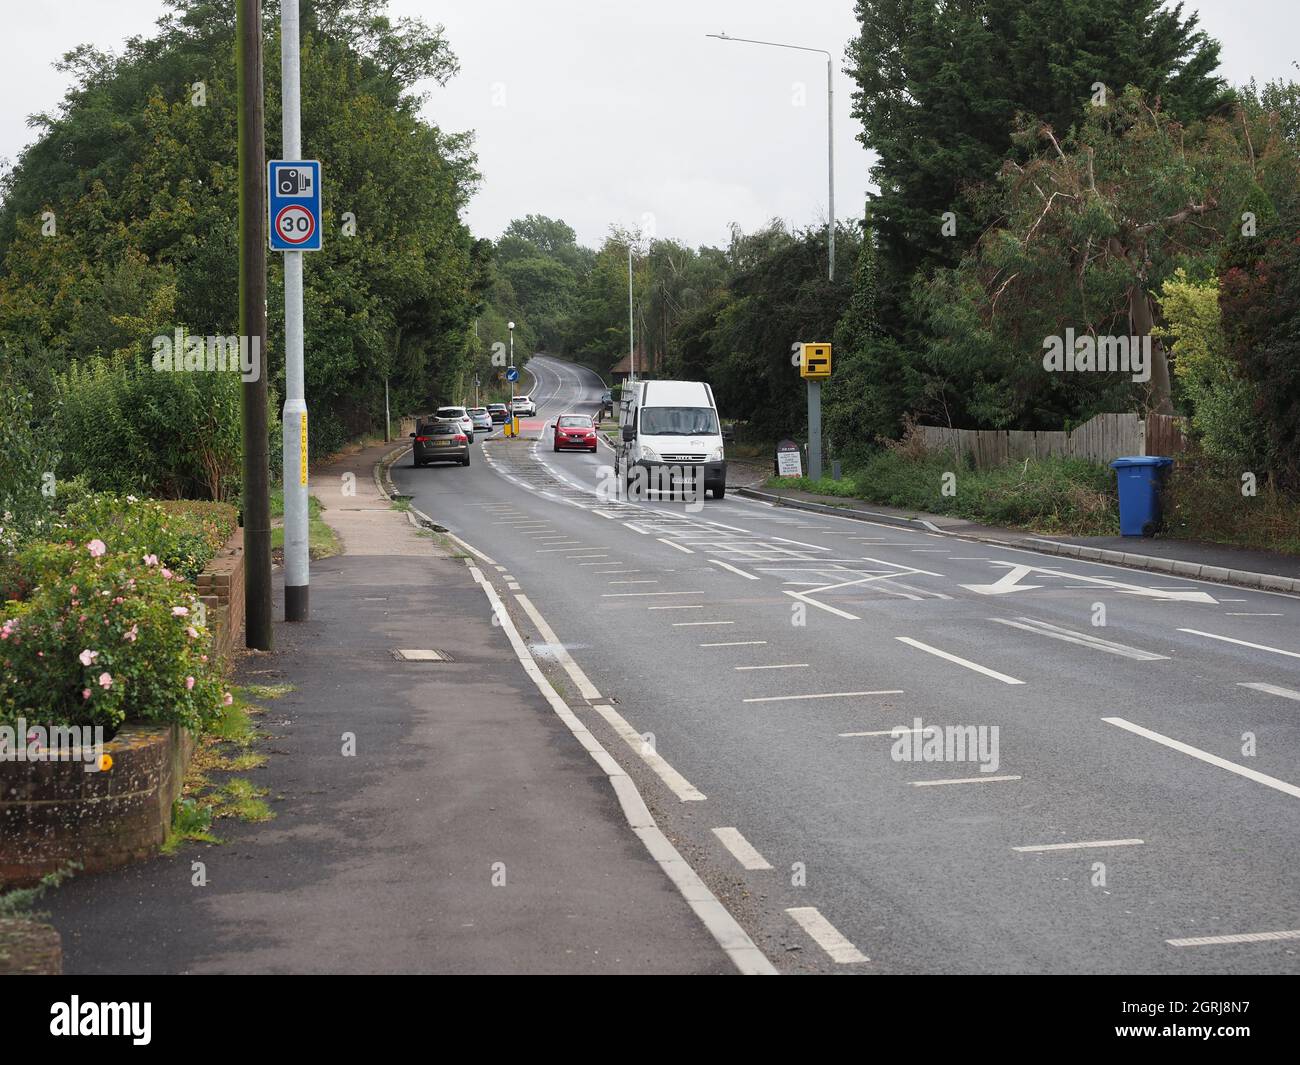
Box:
[98,672,112,689]
[172,606,189,617]
[79,648,98,666]
[82,688,92,700]
[223,692,234,706]
[124,625,138,642]
[161,568,172,579]
[187,626,199,639]
[87,539,106,557]
[143,554,158,566]
[185,676,195,690]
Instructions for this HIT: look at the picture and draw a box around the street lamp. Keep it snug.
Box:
[706,31,835,282]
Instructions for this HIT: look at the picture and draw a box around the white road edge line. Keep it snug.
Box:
[513,594,602,702]
[592,704,706,803]
[712,827,773,871]
[1103,716,1300,799]
[895,637,1025,685]
[785,906,868,964]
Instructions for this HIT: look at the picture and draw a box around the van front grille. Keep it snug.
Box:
[660,454,705,463]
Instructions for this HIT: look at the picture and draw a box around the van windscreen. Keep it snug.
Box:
[639,407,719,436]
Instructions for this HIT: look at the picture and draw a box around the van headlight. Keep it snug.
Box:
[641,446,660,462]
[707,446,724,461]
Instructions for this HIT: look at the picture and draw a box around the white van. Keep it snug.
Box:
[618,379,727,499]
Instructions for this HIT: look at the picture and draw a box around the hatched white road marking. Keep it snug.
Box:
[708,558,760,580]
[712,827,773,870]
[658,537,694,554]
[1103,716,1300,799]
[895,637,1025,685]
[785,907,868,964]
[988,617,1168,660]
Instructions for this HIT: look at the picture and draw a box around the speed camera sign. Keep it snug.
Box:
[268,160,322,251]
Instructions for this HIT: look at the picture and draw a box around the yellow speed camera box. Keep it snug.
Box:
[800,342,832,379]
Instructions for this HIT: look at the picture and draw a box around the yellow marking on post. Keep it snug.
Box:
[299,412,309,485]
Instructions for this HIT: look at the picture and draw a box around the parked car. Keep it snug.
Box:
[469,407,493,432]
[411,418,470,467]
[487,403,510,423]
[511,395,536,417]
[435,405,475,441]
[552,414,597,453]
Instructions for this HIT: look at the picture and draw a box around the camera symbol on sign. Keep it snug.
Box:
[276,165,314,197]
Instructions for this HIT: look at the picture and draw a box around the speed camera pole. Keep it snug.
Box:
[237,0,272,650]
[281,0,309,621]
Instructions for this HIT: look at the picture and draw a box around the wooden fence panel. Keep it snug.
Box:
[914,413,1145,469]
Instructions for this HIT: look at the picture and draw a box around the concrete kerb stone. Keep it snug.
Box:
[737,486,1300,596]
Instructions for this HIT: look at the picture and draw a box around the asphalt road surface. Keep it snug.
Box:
[394,354,1300,975]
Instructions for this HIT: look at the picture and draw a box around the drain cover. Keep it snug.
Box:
[392,648,453,662]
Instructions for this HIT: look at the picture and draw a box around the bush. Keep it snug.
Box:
[1,541,229,731]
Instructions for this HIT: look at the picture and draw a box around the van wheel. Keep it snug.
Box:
[709,482,726,499]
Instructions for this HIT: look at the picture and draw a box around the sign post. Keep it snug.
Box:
[271,0,322,623]
[799,343,832,481]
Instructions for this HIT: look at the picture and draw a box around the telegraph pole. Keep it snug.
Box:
[237,0,272,650]
[281,0,309,621]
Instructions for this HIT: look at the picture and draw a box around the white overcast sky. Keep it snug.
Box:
[2,1,1297,249]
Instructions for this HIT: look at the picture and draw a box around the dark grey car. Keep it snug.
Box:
[411,418,470,467]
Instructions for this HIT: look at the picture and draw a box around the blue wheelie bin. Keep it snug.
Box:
[1110,456,1174,536]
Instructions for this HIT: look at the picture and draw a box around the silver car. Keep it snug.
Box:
[468,407,493,433]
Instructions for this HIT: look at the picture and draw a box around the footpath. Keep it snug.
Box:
[739,484,1300,594]
[43,441,731,974]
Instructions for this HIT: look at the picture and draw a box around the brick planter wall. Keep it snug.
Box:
[0,723,193,888]
[195,526,244,664]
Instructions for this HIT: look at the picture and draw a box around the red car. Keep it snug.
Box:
[552,414,598,453]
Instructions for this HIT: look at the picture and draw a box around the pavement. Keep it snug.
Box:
[739,485,1300,594]
[40,439,733,975]
[384,353,1300,975]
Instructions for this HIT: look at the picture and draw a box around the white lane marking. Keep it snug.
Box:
[464,565,773,974]
[658,537,694,554]
[506,582,521,591]
[771,536,831,551]
[712,827,773,871]
[708,558,760,580]
[735,663,809,671]
[580,563,630,568]
[702,641,768,647]
[1012,839,1144,853]
[979,561,1219,603]
[910,775,1022,786]
[566,553,608,558]
[648,605,703,610]
[513,594,603,702]
[591,704,706,802]
[535,545,585,552]
[783,589,860,621]
[743,690,903,703]
[1179,628,1300,660]
[785,907,868,964]
[840,727,935,737]
[602,590,704,598]
[859,555,943,577]
[1224,612,1284,616]
[962,564,1044,596]
[988,617,1168,661]
[674,621,734,627]
[1103,716,1300,799]
[1238,682,1300,702]
[895,637,1026,685]
[1167,929,1300,947]
[609,579,658,584]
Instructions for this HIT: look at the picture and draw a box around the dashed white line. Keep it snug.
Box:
[910,775,1022,786]
[1238,681,1300,702]
[712,827,773,871]
[1178,629,1300,660]
[673,621,734,627]
[895,637,1025,685]
[1167,929,1300,947]
[743,690,903,703]
[785,907,868,964]
[701,640,768,647]
[1103,716,1300,799]
[735,663,809,671]
[1012,839,1144,853]
[602,590,704,598]
[839,727,935,737]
